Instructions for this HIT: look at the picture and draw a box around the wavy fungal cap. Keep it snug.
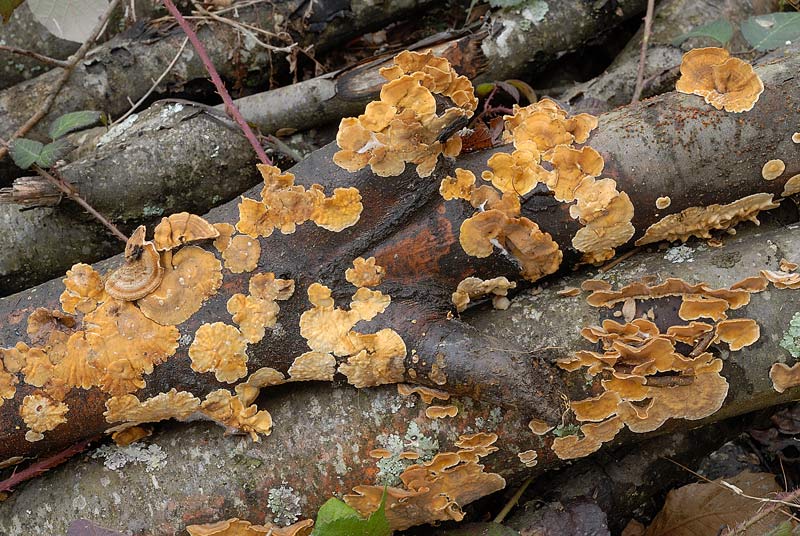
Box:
[762,159,785,181]
[105,226,164,301]
[186,518,313,536]
[675,47,764,113]
[333,50,475,178]
[153,212,219,251]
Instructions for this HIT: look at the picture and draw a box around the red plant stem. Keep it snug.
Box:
[160,0,271,165]
[0,436,98,492]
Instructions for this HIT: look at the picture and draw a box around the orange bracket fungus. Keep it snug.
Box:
[675,47,764,113]
[20,393,68,442]
[237,164,362,239]
[333,50,476,178]
[770,363,800,394]
[105,226,164,301]
[345,257,385,288]
[345,433,504,531]
[762,159,786,181]
[186,518,313,536]
[189,322,250,383]
[222,234,261,274]
[153,212,219,251]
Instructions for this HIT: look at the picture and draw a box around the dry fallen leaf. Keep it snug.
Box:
[645,471,790,536]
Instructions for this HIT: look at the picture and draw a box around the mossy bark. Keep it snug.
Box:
[0,43,798,502]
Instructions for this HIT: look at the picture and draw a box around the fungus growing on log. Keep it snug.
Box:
[440,168,476,201]
[104,388,201,433]
[656,196,671,210]
[345,435,504,530]
[451,276,517,313]
[715,318,760,351]
[551,417,625,460]
[59,263,106,314]
[541,145,604,202]
[20,393,68,442]
[397,384,451,404]
[237,164,362,238]
[675,47,764,113]
[138,246,223,326]
[286,351,337,382]
[333,50,476,178]
[186,518,313,536]
[678,296,729,321]
[425,405,458,419]
[222,234,261,274]
[189,322,249,383]
[227,294,279,344]
[762,159,786,181]
[0,359,17,407]
[770,363,800,393]
[212,222,236,253]
[481,149,552,196]
[345,257,385,288]
[199,389,273,441]
[528,418,554,435]
[105,226,164,301]
[153,212,219,251]
[518,450,538,467]
[635,193,780,246]
[783,174,800,198]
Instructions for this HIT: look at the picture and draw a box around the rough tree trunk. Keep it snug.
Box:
[0,220,798,535]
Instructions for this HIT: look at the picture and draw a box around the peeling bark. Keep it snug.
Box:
[0,44,798,473]
[563,0,775,113]
[0,101,261,295]
[1,222,799,535]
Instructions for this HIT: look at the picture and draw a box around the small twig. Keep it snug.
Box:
[494,475,535,523]
[33,165,128,242]
[0,436,98,492]
[631,0,656,104]
[113,36,190,126]
[161,0,271,165]
[0,44,70,68]
[0,0,123,162]
[264,134,304,163]
[599,247,641,273]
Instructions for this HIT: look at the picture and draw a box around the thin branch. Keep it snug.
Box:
[33,165,128,242]
[160,0,271,165]
[0,436,98,493]
[494,475,534,523]
[0,44,70,68]
[631,0,656,104]
[0,0,123,162]
[113,36,190,126]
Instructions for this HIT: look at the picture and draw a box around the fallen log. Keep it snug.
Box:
[0,44,798,530]
[0,220,798,534]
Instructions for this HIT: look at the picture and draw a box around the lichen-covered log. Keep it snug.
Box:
[0,44,798,470]
[0,0,434,170]
[231,0,648,135]
[0,101,261,295]
[1,221,799,535]
[562,0,775,113]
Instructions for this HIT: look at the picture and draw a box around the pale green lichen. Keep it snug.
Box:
[375,421,439,486]
[553,423,580,438]
[781,312,800,358]
[267,484,303,525]
[90,443,167,472]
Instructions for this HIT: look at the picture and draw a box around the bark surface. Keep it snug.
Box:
[0,101,260,294]
[1,221,799,535]
[0,42,798,475]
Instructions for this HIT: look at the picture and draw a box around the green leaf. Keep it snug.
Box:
[312,490,391,536]
[741,13,800,51]
[37,139,75,167]
[49,110,104,140]
[9,138,44,169]
[0,0,24,22]
[671,18,734,46]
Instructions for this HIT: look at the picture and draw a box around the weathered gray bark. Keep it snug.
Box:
[231,0,648,135]
[0,1,160,91]
[0,101,260,294]
[1,221,799,535]
[0,0,435,176]
[562,0,775,113]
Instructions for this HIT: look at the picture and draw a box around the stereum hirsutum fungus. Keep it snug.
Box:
[675,47,764,113]
[332,50,477,178]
